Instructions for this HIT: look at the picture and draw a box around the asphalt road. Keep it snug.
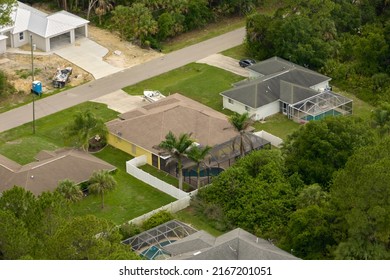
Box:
[0,27,245,133]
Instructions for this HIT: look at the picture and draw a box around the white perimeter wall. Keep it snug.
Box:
[125,155,198,226]
[126,155,188,200]
[254,130,283,147]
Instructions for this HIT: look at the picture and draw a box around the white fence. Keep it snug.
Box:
[255,130,283,147]
[126,155,188,200]
[125,192,198,225]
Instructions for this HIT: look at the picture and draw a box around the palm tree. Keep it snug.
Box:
[187,145,212,189]
[63,110,108,152]
[56,179,83,202]
[95,0,113,25]
[89,170,116,209]
[228,112,254,157]
[158,131,194,191]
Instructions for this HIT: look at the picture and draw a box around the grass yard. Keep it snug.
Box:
[70,146,176,225]
[162,17,245,53]
[139,164,192,191]
[174,206,224,237]
[253,114,300,141]
[0,102,118,164]
[221,44,249,60]
[123,63,243,113]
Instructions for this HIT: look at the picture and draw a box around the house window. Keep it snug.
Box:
[228,98,233,104]
[19,32,24,41]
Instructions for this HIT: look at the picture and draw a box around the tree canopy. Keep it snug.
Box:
[330,139,390,259]
[282,116,375,188]
[0,186,137,260]
[196,149,295,239]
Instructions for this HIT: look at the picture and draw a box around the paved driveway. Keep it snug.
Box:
[92,90,145,113]
[197,54,249,77]
[54,38,123,79]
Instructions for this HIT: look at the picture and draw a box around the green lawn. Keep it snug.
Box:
[0,102,118,164]
[221,44,249,60]
[70,146,176,225]
[162,17,245,53]
[174,206,224,237]
[139,164,192,191]
[253,114,300,141]
[123,63,243,113]
[332,86,374,120]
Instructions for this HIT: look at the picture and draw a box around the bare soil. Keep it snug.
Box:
[0,24,161,107]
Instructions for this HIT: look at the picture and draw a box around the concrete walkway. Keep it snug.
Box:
[54,38,123,79]
[197,53,249,77]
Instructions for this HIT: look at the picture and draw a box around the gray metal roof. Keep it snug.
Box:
[221,66,331,108]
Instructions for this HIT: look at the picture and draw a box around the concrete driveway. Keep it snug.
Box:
[54,38,123,79]
[92,90,146,113]
[197,54,249,77]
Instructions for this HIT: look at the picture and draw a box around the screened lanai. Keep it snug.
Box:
[288,91,353,123]
[122,220,198,260]
[159,134,271,187]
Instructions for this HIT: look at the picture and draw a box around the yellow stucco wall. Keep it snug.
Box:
[107,133,156,167]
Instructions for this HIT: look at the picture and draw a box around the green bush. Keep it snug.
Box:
[119,223,142,239]
[141,210,174,231]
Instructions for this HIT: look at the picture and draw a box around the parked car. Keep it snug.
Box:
[239,58,256,68]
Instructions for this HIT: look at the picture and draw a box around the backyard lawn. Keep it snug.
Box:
[0,102,118,164]
[123,63,243,113]
[0,102,176,225]
[71,146,176,225]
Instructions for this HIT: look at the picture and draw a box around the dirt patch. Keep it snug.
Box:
[88,25,163,68]
[0,52,92,97]
[0,12,162,106]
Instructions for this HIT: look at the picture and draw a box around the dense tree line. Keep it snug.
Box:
[23,0,262,47]
[245,0,390,105]
[0,186,139,259]
[195,115,390,259]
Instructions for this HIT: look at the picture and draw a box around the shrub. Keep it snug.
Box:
[141,210,174,231]
[119,223,141,239]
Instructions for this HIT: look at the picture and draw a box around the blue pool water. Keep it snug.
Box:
[302,109,341,121]
[141,240,175,260]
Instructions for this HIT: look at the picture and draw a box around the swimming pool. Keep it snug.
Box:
[301,109,341,121]
[183,167,224,177]
[141,240,175,260]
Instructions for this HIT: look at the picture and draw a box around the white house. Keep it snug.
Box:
[221,57,353,123]
[0,1,89,53]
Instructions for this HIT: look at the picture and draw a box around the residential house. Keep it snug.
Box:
[0,148,115,195]
[106,93,270,172]
[0,1,89,53]
[123,220,299,260]
[221,56,352,123]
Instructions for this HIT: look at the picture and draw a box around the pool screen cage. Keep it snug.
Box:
[122,220,198,259]
[288,91,353,123]
[159,134,271,187]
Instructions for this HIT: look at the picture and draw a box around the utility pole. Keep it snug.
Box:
[30,34,35,134]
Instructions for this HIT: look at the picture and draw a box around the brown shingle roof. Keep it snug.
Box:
[0,149,116,195]
[107,94,239,154]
